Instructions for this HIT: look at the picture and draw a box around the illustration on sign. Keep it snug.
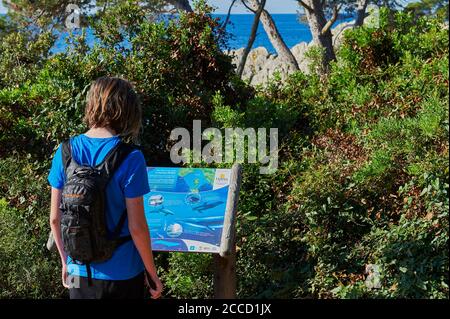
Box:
[143,167,231,253]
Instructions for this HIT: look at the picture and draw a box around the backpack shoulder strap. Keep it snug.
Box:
[61,139,72,171]
[96,142,137,179]
[98,142,137,243]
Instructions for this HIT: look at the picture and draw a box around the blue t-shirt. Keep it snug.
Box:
[48,134,150,280]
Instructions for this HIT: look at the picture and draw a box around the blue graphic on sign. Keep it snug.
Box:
[144,167,231,253]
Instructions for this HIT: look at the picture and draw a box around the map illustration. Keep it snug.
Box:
[143,167,231,253]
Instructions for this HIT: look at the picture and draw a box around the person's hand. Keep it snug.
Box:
[146,272,163,299]
[62,263,69,289]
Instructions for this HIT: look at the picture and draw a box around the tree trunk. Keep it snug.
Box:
[222,0,237,28]
[259,9,299,70]
[354,0,369,27]
[383,0,395,26]
[237,0,266,78]
[302,0,336,73]
[245,0,299,71]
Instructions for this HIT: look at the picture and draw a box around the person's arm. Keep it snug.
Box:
[126,196,163,299]
[49,187,69,288]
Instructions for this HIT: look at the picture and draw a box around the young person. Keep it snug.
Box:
[48,76,163,299]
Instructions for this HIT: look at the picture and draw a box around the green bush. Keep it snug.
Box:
[209,11,449,298]
[162,252,213,298]
[0,160,63,298]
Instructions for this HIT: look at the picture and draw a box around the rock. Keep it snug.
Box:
[46,231,56,252]
[224,19,371,86]
[291,42,308,63]
[228,47,244,68]
[365,4,380,28]
[297,59,310,74]
[247,47,270,73]
[229,46,304,86]
[332,21,355,48]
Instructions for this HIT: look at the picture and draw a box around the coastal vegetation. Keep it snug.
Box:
[0,0,448,298]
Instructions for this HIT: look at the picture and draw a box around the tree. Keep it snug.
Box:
[355,0,370,26]
[295,0,373,74]
[0,0,191,29]
[405,0,449,20]
[242,0,299,71]
[237,0,266,77]
[296,0,341,73]
[1,0,94,28]
[167,0,193,12]
[220,0,238,29]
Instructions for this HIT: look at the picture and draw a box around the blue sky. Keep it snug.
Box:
[0,1,300,14]
[0,0,414,15]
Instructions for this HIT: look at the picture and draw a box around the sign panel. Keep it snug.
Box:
[144,167,231,253]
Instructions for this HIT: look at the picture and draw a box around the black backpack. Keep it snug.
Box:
[60,139,135,284]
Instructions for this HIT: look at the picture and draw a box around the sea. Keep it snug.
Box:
[50,13,354,54]
[217,13,353,52]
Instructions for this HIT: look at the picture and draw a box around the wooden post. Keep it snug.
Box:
[214,163,242,299]
[213,245,236,298]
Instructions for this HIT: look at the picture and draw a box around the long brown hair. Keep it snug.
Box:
[84,77,142,143]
